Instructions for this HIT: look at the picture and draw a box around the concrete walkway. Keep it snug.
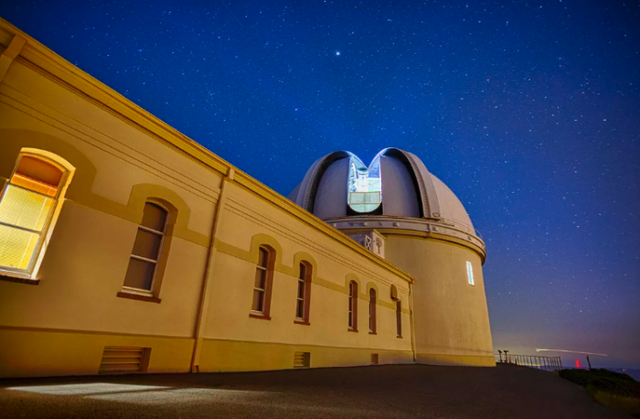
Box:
[0,364,630,419]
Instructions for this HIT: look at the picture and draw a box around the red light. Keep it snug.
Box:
[576,360,580,368]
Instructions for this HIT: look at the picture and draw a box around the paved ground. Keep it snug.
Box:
[0,364,631,419]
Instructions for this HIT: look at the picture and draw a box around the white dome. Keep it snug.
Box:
[289,148,475,234]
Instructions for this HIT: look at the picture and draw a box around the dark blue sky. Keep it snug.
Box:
[2,0,638,368]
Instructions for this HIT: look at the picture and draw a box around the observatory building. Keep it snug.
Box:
[0,19,493,378]
[290,149,494,366]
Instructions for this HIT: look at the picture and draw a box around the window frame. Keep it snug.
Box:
[348,280,358,332]
[396,299,403,338]
[0,150,74,281]
[369,288,377,334]
[120,201,170,298]
[294,261,312,325]
[466,261,475,286]
[250,245,275,320]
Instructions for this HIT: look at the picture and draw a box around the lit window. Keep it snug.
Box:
[295,262,312,323]
[347,154,382,214]
[466,261,474,285]
[0,153,72,278]
[396,300,402,338]
[348,280,358,331]
[251,246,274,318]
[369,288,377,334]
[122,203,168,294]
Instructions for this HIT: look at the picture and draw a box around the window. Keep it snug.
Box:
[466,261,474,285]
[348,280,358,331]
[396,300,402,338]
[347,153,382,214]
[0,153,72,279]
[251,246,274,318]
[295,262,311,324]
[122,202,168,295]
[369,288,377,334]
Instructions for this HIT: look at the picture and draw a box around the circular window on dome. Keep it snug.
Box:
[347,153,382,213]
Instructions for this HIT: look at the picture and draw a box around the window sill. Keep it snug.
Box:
[249,313,271,320]
[0,274,40,285]
[348,328,359,333]
[294,319,310,326]
[117,291,161,304]
[397,336,403,339]
[369,331,377,335]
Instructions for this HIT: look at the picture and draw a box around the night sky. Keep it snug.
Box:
[1,1,638,369]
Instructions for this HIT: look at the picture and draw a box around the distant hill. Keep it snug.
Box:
[610,368,640,381]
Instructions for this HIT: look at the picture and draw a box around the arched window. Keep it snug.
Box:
[295,262,312,324]
[251,246,274,319]
[122,202,168,295]
[369,288,377,334]
[0,152,73,279]
[348,280,358,331]
[347,153,382,214]
[396,300,402,338]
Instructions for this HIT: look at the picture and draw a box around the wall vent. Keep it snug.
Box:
[371,353,379,365]
[293,351,310,368]
[99,346,150,374]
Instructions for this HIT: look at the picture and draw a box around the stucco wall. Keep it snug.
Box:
[0,54,218,337]
[0,32,414,377]
[200,182,412,366]
[385,236,494,366]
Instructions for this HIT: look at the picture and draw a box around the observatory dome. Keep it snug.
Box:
[289,148,476,235]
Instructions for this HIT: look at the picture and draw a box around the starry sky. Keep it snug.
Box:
[1,0,638,369]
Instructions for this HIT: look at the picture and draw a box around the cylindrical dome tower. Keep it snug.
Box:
[289,148,494,366]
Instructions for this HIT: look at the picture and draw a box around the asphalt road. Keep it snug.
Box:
[0,364,630,419]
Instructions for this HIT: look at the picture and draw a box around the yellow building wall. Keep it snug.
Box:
[197,182,413,371]
[0,22,415,377]
[0,49,218,377]
[198,339,412,372]
[385,236,495,367]
[0,328,194,377]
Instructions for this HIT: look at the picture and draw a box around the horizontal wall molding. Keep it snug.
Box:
[203,336,414,353]
[224,195,412,288]
[0,325,195,340]
[0,326,413,354]
[0,90,222,203]
[214,236,410,312]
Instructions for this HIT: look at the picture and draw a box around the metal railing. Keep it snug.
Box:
[495,352,563,372]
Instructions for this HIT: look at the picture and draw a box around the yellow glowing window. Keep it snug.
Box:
[0,154,67,274]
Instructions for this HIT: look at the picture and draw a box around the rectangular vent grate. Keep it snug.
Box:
[371,353,379,365]
[293,351,310,368]
[99,346,149,374]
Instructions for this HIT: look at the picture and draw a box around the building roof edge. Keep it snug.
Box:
[0,18,414,284]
